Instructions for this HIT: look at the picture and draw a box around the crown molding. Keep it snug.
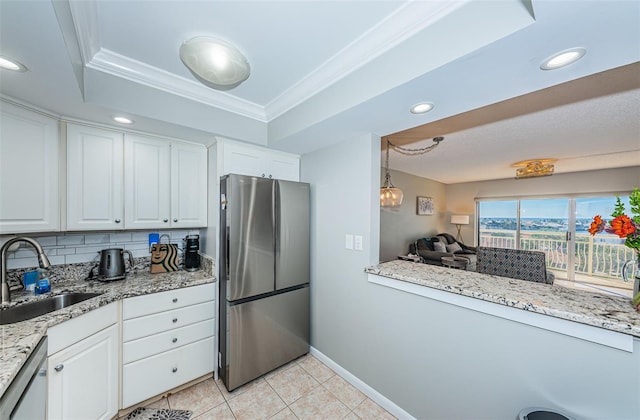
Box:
[263,0,464,120]
[67,0,101,63]
[66,0,463,123]
[87,49,267,121]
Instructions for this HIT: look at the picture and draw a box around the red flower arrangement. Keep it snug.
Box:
[589,189,640,250]
[589,189,640,309]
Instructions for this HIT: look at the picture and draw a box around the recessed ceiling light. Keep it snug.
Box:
[410,102,434,114]
[540,48,586,70]
[113,116,134,124]
[0,56,27,72]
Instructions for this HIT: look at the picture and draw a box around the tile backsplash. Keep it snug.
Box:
[1,229,200,270]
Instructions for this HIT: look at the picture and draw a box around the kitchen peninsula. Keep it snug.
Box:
[365,260,640,419]
[367,260,640,341]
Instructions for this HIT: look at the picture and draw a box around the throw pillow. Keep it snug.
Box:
[433,241,447,253]
[416,238,434,251]
[446,242,463,253]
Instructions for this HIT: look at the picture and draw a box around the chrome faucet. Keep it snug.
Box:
[1,237,51,303]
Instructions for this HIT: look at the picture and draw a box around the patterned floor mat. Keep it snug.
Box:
[125,407,192,420]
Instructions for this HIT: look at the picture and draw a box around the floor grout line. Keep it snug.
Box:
[141,354,395,420]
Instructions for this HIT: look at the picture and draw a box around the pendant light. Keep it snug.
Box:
[380,139,403,208]
[380,137,445,208]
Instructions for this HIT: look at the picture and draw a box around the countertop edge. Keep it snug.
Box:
[365,261,640,340]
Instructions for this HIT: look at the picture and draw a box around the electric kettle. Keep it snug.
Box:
[97,248,134,280]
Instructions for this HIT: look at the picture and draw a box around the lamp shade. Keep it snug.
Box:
[380,187,403,207]
[450,215,470,225]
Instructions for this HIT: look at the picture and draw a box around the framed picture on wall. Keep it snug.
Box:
[417,196,434,215]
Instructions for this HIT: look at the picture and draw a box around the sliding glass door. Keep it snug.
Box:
[519,198,570,279]
[477,194,635,293]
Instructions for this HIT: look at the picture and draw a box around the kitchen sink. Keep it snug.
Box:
[0,292,102,325]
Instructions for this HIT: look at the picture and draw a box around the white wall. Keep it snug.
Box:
[446,166,640,245]
[379,169,446,262]
[303,140,639,418]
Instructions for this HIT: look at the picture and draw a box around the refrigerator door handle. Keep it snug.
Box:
[274,180,280,283]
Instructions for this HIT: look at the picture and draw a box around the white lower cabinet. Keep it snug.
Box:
[47,303,118,420]
[121,283,216,409]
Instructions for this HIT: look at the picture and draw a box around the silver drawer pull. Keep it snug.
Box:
[172,298,178,303]
[54,364,64,372]
[172,367,178,373]
[172,318,178,323]
[173,218,178,223]
[172,337,178,343]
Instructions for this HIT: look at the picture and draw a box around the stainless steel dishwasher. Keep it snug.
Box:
[0,336,48,419]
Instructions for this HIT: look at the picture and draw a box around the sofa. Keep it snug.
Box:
[408,233,477,270]
[476,246,555,284]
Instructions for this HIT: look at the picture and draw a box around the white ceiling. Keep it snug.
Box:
[1,0,639,183]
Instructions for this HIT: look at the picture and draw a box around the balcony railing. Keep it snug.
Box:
[479,229,636,284]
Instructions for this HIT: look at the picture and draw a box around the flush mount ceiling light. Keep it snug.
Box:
[410,102,434,114]
[113,116,134,124]
[0,56,27,72]
[540,48,586,70]
[380,137,444,208]
[179,36,250,91]
[513,159,557,179]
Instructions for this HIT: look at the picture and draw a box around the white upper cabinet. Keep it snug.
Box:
[0,102,60,234]
[221,140,299,182]
[69,126,207,231]
[171,142,207,228]
[124,134,171,229]
[67,124,124,231]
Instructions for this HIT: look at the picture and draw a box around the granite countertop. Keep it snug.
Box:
[366,260,640,338]
[0,256,216,400]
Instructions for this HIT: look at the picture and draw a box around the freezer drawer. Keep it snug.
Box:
[222,286,309,391]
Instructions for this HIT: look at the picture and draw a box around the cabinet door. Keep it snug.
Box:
[67,124,124,230]
[124,134,171,229]
[221,141,300,181]
[265,154,299,182]
[0,102,59,234]
[171,142,207,228]
[47,324,118,420]
[222,142,264,178]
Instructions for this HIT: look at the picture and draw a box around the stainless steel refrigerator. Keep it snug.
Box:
[218,174,310,391]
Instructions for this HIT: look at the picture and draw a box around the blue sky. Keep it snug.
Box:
[479,195,632,219]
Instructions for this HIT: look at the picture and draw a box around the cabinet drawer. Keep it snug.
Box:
[48,302,118,356]
[122,337,214,408]
[123,301,214,342]
[123,283,215,319]
[123,318,214,364]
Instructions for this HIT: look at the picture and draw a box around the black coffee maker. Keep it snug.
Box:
[183,234,200,271]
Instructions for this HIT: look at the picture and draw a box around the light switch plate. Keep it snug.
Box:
[354,235,363,251]
[345,234,354,250]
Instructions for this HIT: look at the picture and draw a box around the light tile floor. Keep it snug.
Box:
[142,354,397,420]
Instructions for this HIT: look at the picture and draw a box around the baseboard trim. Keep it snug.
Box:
[309,346,415,420]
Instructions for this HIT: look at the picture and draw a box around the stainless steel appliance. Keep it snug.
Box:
[219,174,310,391]
[97,248,133,280]
[0,337,47,419]
[183,234,200,271]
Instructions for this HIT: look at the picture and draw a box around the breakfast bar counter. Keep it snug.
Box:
[366,260,640,339]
